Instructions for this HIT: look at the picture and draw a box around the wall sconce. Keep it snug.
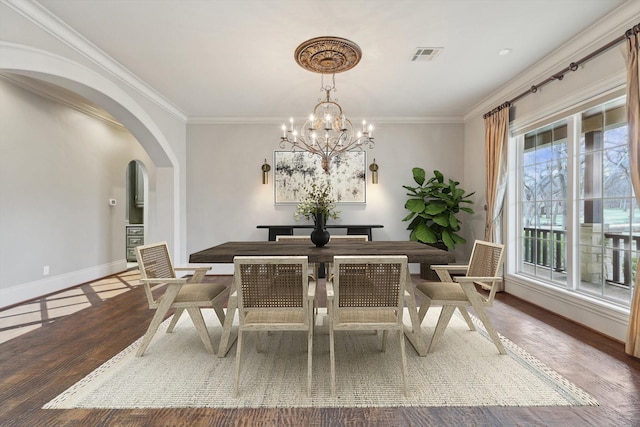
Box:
[369,159,379,184]
[261,159,271,184]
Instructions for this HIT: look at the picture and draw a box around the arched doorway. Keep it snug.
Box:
[0,42,186,305]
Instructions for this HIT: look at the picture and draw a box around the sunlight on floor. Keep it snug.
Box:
[0,270,141,345]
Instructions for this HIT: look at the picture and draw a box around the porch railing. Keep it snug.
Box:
[522,227,566,272]
[522,227,638,287]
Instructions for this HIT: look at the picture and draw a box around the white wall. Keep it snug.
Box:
[186,121,467,274]
[0,77,153,306]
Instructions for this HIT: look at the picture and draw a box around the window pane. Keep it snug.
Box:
[576,99,631,303]
[603,128,631,198]
[522,165,537,202]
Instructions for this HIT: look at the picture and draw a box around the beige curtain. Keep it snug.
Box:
[626,30,640,357]
[484,106,510,242]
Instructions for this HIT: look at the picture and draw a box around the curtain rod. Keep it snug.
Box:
[483,22,640,119]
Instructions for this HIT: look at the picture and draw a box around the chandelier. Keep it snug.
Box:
[279,37,374,173]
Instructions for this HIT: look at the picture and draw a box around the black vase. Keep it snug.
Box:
[310,212,330,247]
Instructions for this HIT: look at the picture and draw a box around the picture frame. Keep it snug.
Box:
[274,151,366,204]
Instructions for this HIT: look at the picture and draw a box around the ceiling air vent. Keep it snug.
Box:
[411,47,442,61]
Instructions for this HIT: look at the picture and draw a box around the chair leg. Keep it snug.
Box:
[458,307,476,331]
[330,325,336,397]
[417,297,432,324]
[473,305,507,355]
[256,331,263,353]
[381,330,388,352]
[427,305,456,353]
[399,329,408,397]
[233,329,244,397]
[185,307,214,353]
[166,308,184,333]
[136,286,180,357]
[213,303,226,325]
[307,328,313,398]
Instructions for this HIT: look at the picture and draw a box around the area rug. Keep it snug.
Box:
[43,308,598,409]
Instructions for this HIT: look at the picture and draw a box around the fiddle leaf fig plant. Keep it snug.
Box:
[402,168,475,250]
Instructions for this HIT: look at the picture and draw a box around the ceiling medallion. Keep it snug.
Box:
[294,36,362,74]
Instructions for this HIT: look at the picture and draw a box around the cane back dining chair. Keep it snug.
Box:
[275,235,317,275]
[415,240,506,354]
[233,256,316,397]
[325,235,369,281]
[327,255,409,397]
[135,242,229,357]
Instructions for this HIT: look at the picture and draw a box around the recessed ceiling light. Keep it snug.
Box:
[498,48,512,56]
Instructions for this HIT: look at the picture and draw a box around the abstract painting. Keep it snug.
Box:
[274,151,366,204]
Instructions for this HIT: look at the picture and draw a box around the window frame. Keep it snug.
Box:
[507,95,635,311]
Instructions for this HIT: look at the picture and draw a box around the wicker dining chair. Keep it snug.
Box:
[233,256,316,397]
[415,240,506,354]
[135,242,229,357]
[327,255,409,397]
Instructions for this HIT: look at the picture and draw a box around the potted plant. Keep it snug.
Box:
[402,168,475,251]
[295,182,340,247]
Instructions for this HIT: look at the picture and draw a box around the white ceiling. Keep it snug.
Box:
[35,0,627,120]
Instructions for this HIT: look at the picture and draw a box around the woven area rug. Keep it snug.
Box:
[43,308,597,409]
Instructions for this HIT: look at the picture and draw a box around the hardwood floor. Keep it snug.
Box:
[1,272,639,426]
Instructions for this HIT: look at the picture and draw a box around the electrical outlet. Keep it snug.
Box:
[43,265,50,276]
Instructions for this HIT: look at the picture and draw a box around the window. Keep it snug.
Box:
[515,97,635,307]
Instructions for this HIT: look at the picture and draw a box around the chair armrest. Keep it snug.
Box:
[174,266,212,282]
[326,281,334,301]
[308,280,317,299]
[431,264,468,282]
[174,266,212,272]
[140,278,187,285]
[454,276,502,283]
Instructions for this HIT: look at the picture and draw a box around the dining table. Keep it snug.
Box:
[189,240,455,357]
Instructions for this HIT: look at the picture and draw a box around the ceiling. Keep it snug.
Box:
[35,0,627,121]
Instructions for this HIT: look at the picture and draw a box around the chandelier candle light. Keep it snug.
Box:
[279,37,375,173]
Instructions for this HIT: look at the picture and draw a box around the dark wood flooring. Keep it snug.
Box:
[1,273,640,426]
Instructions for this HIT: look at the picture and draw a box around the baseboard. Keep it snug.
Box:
[505,274,630,342]
[0,260,128,309]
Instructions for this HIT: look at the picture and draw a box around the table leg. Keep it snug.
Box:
[402,266,428,356]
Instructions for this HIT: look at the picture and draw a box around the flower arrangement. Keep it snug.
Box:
[294,182,340,223]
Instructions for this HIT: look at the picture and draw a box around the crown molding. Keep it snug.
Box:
[464,0,640,122]
[187,116,464,125]
[3,0,187,122]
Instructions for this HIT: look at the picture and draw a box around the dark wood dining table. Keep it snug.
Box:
[189,240,455,357]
